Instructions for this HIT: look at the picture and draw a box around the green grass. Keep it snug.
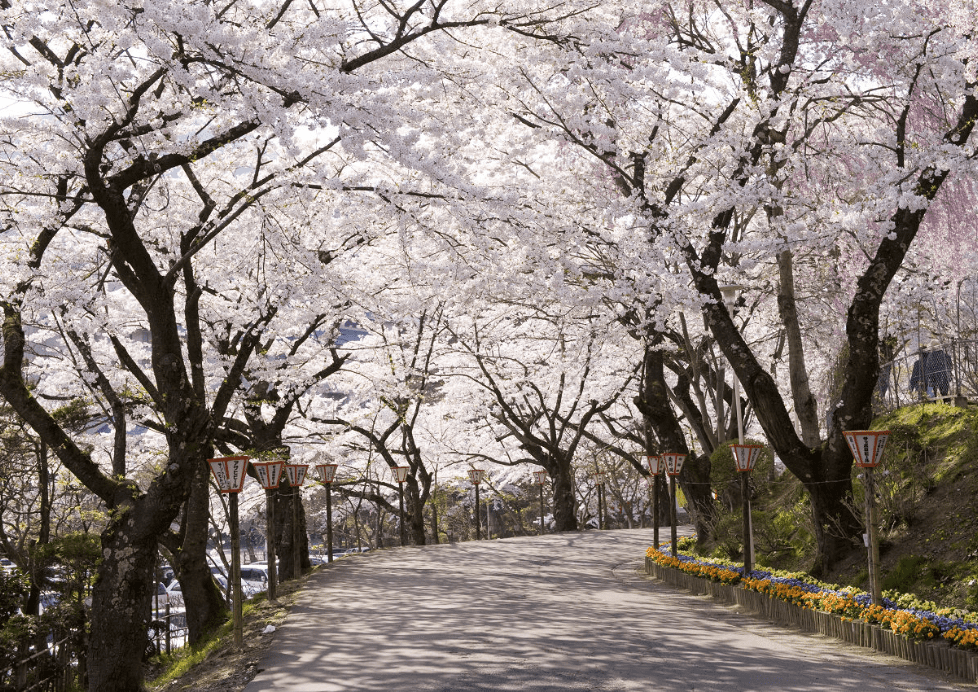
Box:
[147,598,266,688]
[148,622,232,688]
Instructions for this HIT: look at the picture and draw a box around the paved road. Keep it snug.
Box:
[244,529,967,691]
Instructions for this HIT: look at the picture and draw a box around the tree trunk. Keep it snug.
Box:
[405,477,427,546]
[636,343,715,543]
[87,511,158,692]
[777,249,821,446]
[274,481,309,580]
[804,447,862,576]
[166,459,228,644]
[550,456,578,532]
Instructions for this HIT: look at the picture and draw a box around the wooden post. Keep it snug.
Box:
[866,467,882,605]
[292,488,301,579]
[539,483,545,535]
[669,475,678,555]
[598,483,605,530]
[742,472,753,577]
[474,483,481,540]
[229,492,243,649]
[326,484,334,562]
[266,489,277,602]
[653,477,660,550]
[398,483,406,546]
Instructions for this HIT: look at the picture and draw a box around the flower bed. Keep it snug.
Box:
[646,547,978,682]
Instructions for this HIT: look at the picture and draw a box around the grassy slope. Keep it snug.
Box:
[828,403,978,610]
[724,402,978,611]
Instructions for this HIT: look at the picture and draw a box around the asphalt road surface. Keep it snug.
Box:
[244,528,968,691]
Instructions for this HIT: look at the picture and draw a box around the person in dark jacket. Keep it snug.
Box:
[910,339,953,401]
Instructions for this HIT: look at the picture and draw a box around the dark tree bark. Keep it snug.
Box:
[161,458,228,644]
[634,343,715,543]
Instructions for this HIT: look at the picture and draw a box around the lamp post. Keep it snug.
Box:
[532,469,548,535]
[661,453,687,555]
[593,472,607,530]
[844,430,891,606]
[206,455,249,648]
[251,460,284,602]
[393,466,409,546]
[315,462,339,562]
[467,468,485,540]
[647,455,663,549]
[284,463,309,579]
[730,444,764,578]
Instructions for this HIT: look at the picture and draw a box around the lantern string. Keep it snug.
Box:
[659,478,861,486]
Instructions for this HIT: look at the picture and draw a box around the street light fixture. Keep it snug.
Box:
[315,462,339,562]
[730,444,764,578]
[661,453,687,556]
[532,469,548,535]
[647,455,663,550]
[251,460,284,602]
[467,468,486,540]
[206,455,249,648]
[844,429,891,606]
[393,466,409,546]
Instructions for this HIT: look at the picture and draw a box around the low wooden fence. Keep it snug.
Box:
[646,558,978,684]
[6,632,82,692]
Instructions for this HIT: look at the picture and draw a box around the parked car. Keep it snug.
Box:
[152,582,171,609]
[164,581,184,607]
[240,566,267,596]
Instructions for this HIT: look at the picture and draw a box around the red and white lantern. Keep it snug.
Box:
[207,455,249,493]
[730,444,764,473]
[467,468,485,485]
[392,466,409,484]
[315,463,338,484]
[662,453,687,477]
[593,472,607,486]
[647,455,663,476]
[252,460,284,490]
[285,463,309,487]
[532,469,548,485]
[843,430,891,468]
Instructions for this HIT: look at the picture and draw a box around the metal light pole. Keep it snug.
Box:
[844,430,891,606]
[207,455,249,648]
[284,463,309,579]
[647,455,663,550]
[662,453,687,555]
[730,444,764,578]
[251,460,284,602]
[393,466,409,546]
[468,468,485,540]
[532,469,548,535]
[315,462,339,562]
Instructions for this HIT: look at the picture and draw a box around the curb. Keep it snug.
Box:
[645,557,978,684]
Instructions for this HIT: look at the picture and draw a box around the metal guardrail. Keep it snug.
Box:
[6,607,189,692]
[149,606,189,657]
[876,340,978,410]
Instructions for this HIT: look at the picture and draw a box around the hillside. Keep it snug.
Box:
[723,403,978,611]
[829,403,978,610]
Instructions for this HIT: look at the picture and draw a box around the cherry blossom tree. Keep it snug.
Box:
[0,0,594,687]
[469,0,978,572]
